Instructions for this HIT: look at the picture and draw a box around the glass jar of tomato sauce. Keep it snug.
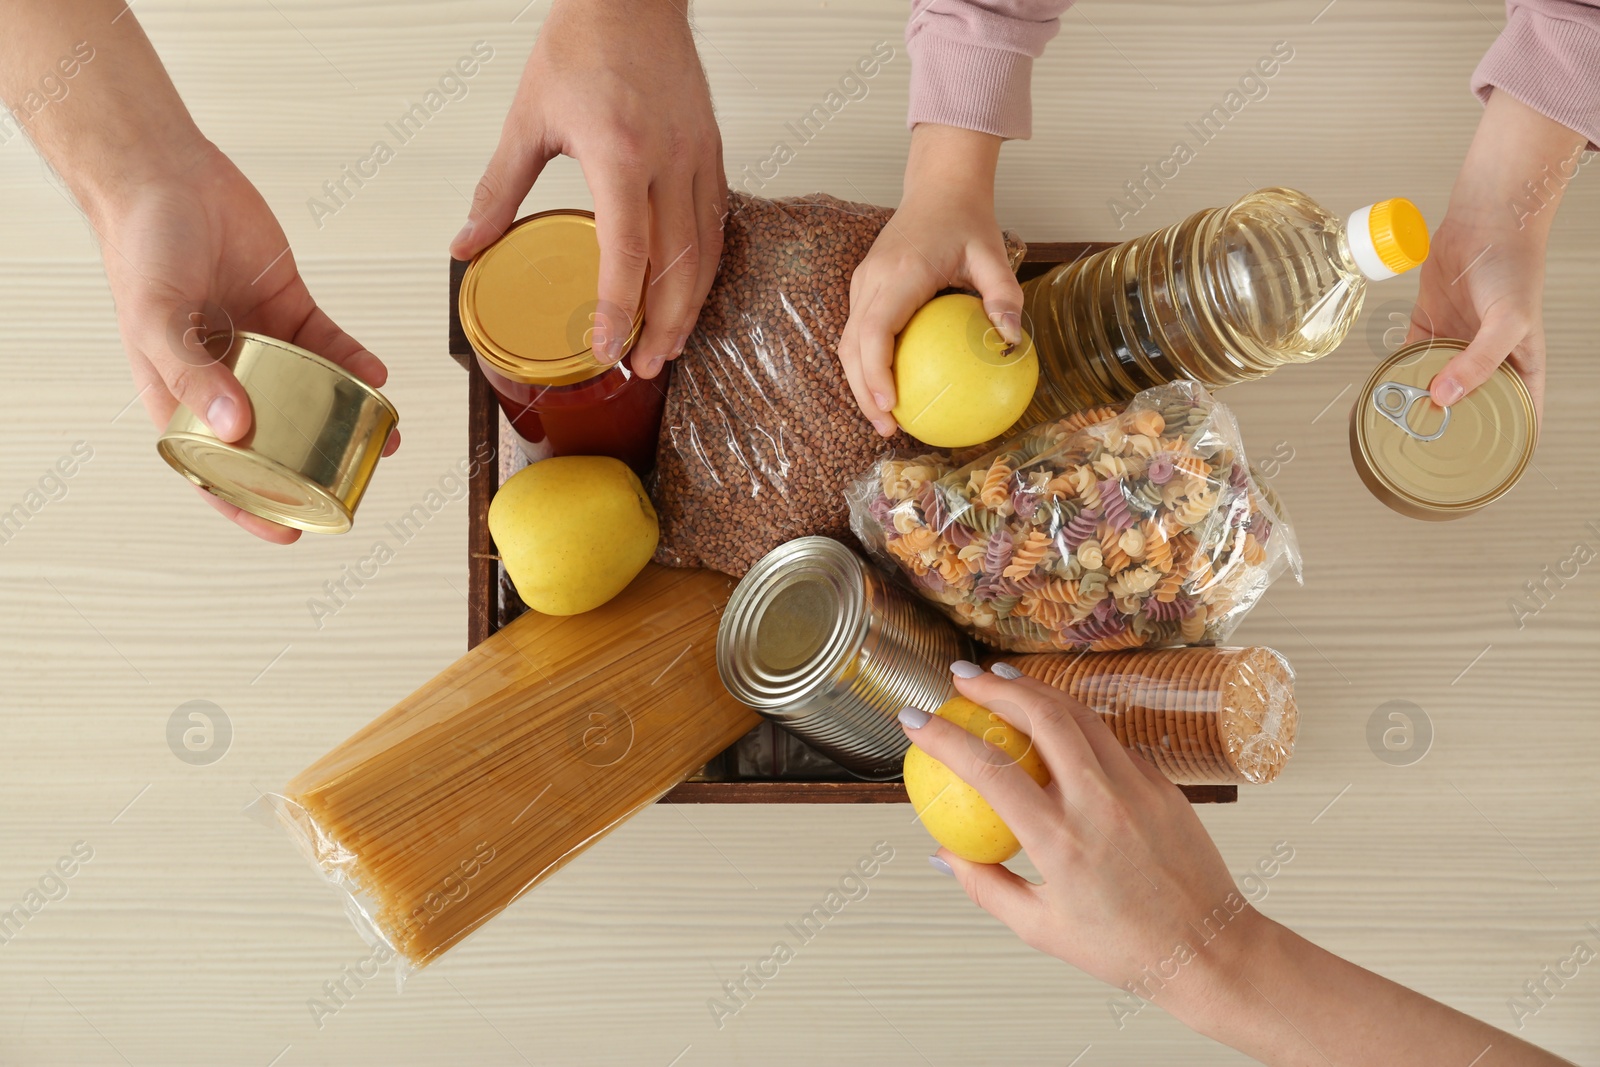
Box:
[459,209,667,476]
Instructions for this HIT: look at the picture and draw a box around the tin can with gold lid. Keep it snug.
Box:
[1350,337,1537,520]
[459,210,665,474]
[156,331,399,534]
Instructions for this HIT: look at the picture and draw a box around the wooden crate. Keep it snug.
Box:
[449,241,1238,804]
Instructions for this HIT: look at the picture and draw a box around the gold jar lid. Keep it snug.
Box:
[157,331,399,534]
[459,209,645,386]
[1350,338,1536,520]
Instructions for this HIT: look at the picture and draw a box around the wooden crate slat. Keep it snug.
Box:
[660,780,1237,804]
[465,359,497,650]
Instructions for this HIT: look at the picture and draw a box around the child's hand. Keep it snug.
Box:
[838,124,1024,436]
[897,662,1259,1014]
[1412,91,1587,420]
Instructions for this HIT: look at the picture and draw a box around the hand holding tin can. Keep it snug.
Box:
[1409,90,1589,419]
[94,148,398,541]
[0,0,397,542]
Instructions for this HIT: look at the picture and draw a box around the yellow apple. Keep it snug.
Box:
[488,456,659,616]
[904,695,1051,864]
[891,293,1038,448]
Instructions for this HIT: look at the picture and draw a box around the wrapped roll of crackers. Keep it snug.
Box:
[990,646,1296,785]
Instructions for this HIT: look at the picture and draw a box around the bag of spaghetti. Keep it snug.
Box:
[847,381,1301,653]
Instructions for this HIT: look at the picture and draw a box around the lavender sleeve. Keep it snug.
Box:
[905,0,1075,140]
[1473,0,1600,145]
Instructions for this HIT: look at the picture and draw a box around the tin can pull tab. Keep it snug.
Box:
[1372,381,1451,443]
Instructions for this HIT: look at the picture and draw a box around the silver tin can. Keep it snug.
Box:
[716,537,971,780]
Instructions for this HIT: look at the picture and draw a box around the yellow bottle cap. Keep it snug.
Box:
[1368,198,1429,275]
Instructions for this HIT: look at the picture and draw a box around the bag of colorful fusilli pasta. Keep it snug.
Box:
[846,381,1301,653]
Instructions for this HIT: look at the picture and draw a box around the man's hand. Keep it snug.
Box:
[452,0,726,378]
[2,1,395,543]
[94,144,396,544]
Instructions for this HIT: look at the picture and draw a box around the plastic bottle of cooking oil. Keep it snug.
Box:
[1019,187,1429,424]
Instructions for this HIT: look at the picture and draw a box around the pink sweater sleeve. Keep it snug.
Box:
[905,0,1074,140]
[1472,0,1600,145]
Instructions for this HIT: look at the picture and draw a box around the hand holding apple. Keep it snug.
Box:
[897,660,1250,1002]
[836,123,1025,437]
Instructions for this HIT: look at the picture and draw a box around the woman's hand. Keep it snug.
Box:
[92,143,396,544]
[838,124,1023,436]
[1411,90,1587,420]
[1411,214,1548,415]
[452,0,725,379]
[901,662,1568,1065]
[897,661,1258,1011]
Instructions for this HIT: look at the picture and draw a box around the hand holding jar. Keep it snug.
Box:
[451,0,727,380]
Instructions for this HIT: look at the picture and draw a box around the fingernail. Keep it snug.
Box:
[1432,377,1464,406]
[928,854,954,877]
[951,660,983,679]
[991,662,1023,680]
[898,706,932,729]
[873,418,896,437]
[673,332,690,357]
[990,310,1022,346]
[452,221,474,249]
[206,395,241,439]
[873,391,893,411]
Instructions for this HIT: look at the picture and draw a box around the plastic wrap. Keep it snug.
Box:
[848,381,1301,653]
[991,646,1297,785]
[252,565,757,982]
[650,190,1025,577]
